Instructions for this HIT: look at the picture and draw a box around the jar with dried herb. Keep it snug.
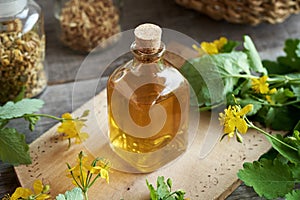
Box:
[54,0,121,53]
[0,0,46,104]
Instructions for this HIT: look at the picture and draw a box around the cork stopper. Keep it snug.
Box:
[134,23,162,51]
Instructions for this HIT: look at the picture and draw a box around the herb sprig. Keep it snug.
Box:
[146,176,187,200]
[0,97,89,165]
[200,36,300,199]
[181,36,300,131]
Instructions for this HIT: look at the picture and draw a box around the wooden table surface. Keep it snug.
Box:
[1,0,300,199]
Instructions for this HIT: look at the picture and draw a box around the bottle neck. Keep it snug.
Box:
[131,41,166,63]
[0,0,28,18]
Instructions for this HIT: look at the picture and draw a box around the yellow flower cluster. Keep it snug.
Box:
[219,104,253,139]
[2,180,50,200]
[57,113,89,145]
[193,37,228,55]
[251,75,277,103]
[67,151,110,190]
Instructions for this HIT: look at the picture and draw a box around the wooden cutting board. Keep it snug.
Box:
[14,88,277,199]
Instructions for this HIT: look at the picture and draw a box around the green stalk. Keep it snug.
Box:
[25,113,63,121]
[246,118,298,152]
[88,174,101,188]
[79,157,85,188]
[83,190,89,200]
[67,164,84,191]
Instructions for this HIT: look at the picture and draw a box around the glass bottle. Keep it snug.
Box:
[107,24,190,172]
[54,0,121,53]
[0,0,46,104]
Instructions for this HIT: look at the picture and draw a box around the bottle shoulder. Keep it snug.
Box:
[108,58,189,96]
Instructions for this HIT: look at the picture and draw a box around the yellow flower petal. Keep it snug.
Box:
[238,104,253,116]
[228,132,235,138]
[62,113,72,119]
[235,117,248,134]
[251,75,270,94]
[33,179,44,194]
[57,113,89,145]
[201,42,218,54]
[100,169,109,183]
[269,88,277,94]
[224,118,236,134]
[214,37,228,50]
[36,194,51,200]
[10,187,33,199]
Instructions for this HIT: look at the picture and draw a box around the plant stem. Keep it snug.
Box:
[88,174,101,188]
[84,190,89,200]
[25,113,63,121]
[246,118,298,152]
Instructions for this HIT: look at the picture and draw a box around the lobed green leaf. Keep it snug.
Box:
[56,188,84,200]
[0,128,31,165]
[238,158,294,199]
[0,99,44,120]
[286,190,300,200]
[243,35,267,75]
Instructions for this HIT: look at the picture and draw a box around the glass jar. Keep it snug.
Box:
[0,0,46,104]
[54,0,121,53]
[107,24,190,172]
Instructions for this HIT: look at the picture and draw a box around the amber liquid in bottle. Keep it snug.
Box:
[107,24,189,172]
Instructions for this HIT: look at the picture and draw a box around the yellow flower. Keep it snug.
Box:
[9,180,50,200]
[213,37,228,50]
[193,37,228,55]
[67,151,110,188]
[200,42,219,54]
[57,113,89,144]
[89,158,111,183]
[251,75,270,94]
[251,76,278,103]
[219,104,253,138]
[67,152,89,186]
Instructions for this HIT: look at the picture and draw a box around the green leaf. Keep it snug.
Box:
[167,178,172,190]
[157,176,170,198]
[0,120,8,129]
[238,158,294,199]
[286,190,300,200]
[266,134,300,165]
[0,127,31,165]
[263,106,300,130]
[24,115,40,131]
[0,99,44,120]
[243,35,267,75]
[56,188,84,200]
[146,176,186,200]
[271,88,293,104]
[277,39,300,72]
[291,85,300,100]
[263,60,295,75]
[290,164,300,181]
[13,86,26,103]
[180,51,251,107]
[80,110,90,118]
[147,179,158,200]
[294,120,300,131]
[221,40,240,53]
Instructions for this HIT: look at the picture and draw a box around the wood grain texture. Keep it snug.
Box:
[14,89,279,199]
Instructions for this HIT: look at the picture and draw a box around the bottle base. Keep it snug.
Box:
[110,138,187,173]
